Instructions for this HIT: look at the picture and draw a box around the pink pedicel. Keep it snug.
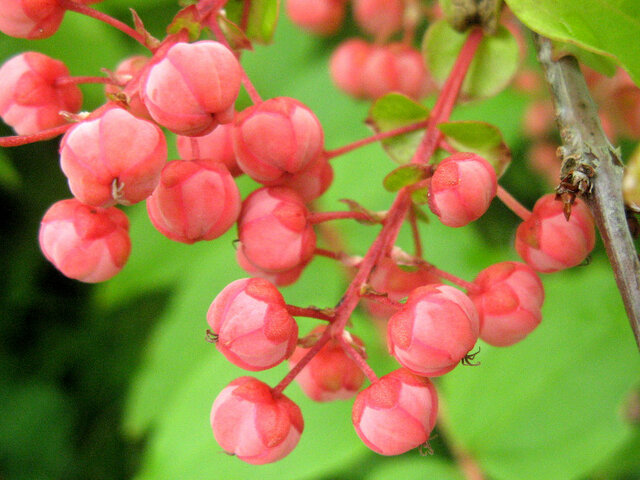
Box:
[0,0,64,39]
[210,377,304,464]
[286,0,347,36]
[428,152,497,227]
[238,187,317,273]
[236,248,306,287]
[232,97,324,184]
[387,284,479,376]
[469,261,545,346]
[0,52,82,135]
[289,326,365,402]
[515,194,596,273]
[352,368,438,456]
[146,159,241,244]
[353,0,404,39]
[59,105,167,208]
[207,278,299,371]
[141,41,242,136]
[38,198,131,283]
[176,123,242,177]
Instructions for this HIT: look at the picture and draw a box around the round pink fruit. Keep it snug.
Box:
[286,0,347,36]
[0,0,64,39]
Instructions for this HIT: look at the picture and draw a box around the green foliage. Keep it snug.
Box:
[225,0,280,44]
[383,165,429,192]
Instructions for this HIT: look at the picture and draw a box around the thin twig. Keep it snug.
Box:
[533,33,640,350]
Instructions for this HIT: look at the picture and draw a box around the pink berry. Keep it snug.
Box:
[278,155,334,203]
[0,0,64,39]
[232,97,324,184]
[428,152,497,227]
[363,257,440,319]
[515,194,595,273]
[352,368,438,456]
[59,105,167,208]
[105,55,152,120]
[38,198,131,283]
[210,377,304,464]
[360,43,429,100]
[0,52,82,135]
[238,187,317,273]
[236,248,306,287]
[286,0,347,36]
[146,159,241,244]
[141,41,242,136]
[207,278,299,371]
[289,326,365,402]
[353,0,404,40]
[468,262,545,346]
[176,123,242,177]
[387,284,479,377]
[329,39,372,98]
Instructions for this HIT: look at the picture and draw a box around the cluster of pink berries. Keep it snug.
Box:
[0,0,601,467]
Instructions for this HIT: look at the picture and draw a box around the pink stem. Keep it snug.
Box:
[0,124,72,147]
[57,0,149,48]
[56,75,118,87]
[324,119,430,160]
[285,304,334,322]
[408,207,423,258]
[424,265,480,294]
[308,211,377,224]
[338,336,379,384]
[497,185,532,221]
[361,293,403,309]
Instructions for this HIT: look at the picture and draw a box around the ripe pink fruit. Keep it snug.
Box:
[387,284,479,376]
[141,41,242,136]
[428,152,497,227]
[207,278,298,371]
[238,187,316,273]
[232,97,324,184]
[289,326,365,402]
[361,43,429,100]
[0,0,64,39]
[278,155,334,203]
[38,198,131,283]
[59,105,167,207]
[0,52,82,135]
[176,123,241,177]
[353,0,404,40]
[515,194,596,273]
[352,368,438,456]
[468,262,545,346]
[286,0,346,36]
[210,377,304,464]
[236,248,306,287]
[105,55,152,120]
[146,159,241,244]
[330,39,372,98]
[363,257,440,319]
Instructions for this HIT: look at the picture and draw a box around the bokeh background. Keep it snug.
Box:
[1,2,639,479]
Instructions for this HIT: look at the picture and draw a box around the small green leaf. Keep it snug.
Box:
[411,204,430,223]
[410,186,429,205]
[217,14,253,50]
[383,164,429,191]
[368,93,430,164]
[437,120,511,176]
[423,20,520,100]
[224,0,280,45]
[622,142,640,210]
[166,5,202,41]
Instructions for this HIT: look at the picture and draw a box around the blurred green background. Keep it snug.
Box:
[1,2,639,480]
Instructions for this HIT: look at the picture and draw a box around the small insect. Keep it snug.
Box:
[555,156,595,220]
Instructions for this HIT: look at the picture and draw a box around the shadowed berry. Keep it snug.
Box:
[353,0,404,39]
[286,0,347,35]
[233,97,324,184]
[278,155,334,203]
[146,159,241,244]
[289,326,365,402]
[238,187,316,273]
[105,55,152,120]
[515,194,595,273]
[352,368,438,455]
[141,41,241,136]
[387,284,479,376]
[59,105,167,207]
[176,123,242,176]
[236,248,306,287]
[469,261,545,346]
[207,278,299,371]
[428,152,497,227]
[39,198,130,283]
[0,52,82,135]
[211,377,304,464]
[329,39,372,98]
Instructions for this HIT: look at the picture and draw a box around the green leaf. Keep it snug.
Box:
[224,0,280,45]
[553,41,618,78]
[365,456,465,480]
[437,121,511,176]
[0,149,20,191]
[423,20,520,100]
[441,260,640,480]
[368,93,430,164]
[383,165,429,192]
[504,0,640,86]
